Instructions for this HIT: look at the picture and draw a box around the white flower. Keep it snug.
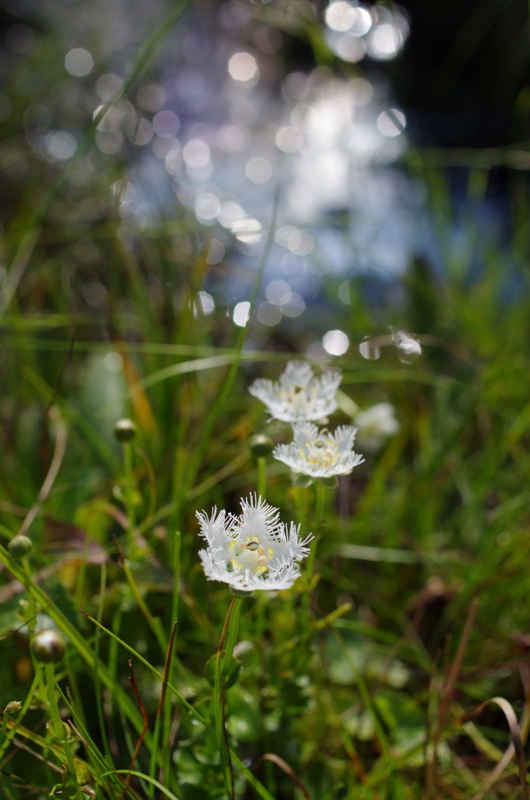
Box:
[249,360,341,422]
[196,494,312,591]
[354,402,399,452]
[273,422,364,478]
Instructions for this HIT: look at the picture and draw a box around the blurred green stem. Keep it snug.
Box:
[44,663,82,799]
[257,456,267,499]
[304,481,327,597]
[0,667,43,760]
[122,441,137,552]
[214,596,244,800]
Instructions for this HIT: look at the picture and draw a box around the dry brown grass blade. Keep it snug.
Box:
[460,696,529,800]
[17,407,68,540]
[115,339,157,434]
[253,752,312,800]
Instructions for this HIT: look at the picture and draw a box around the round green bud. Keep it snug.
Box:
[113,418,137,442]
[73,758,91,785]
[4,701,22,715]
[249,433,274,458]
[31,629,66,663]
[8,535,33,559]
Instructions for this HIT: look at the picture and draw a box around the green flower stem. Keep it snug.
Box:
[214,596,244,800]
[122,441,137,553]
[315,480,326,530]
[301,481,328,637]
[257,456,267,499]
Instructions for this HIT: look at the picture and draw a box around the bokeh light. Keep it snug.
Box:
[228,52,259,86]
[232,301,251,326]
[323,329,350,356]
[64,48,94,77]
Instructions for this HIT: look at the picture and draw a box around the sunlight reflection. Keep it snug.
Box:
[233,301,251,326]
[275,125,303,153]
[183,138,211,170]
[152,110,180,138]
[325,1,409,64]
[206,239,225,265]
[46,130,76,160]
[323,329,350,356]
[257,302,282,326]
[232,217,263,245]
[325,1,372,34]
[245,156,272,184]
[228,52,259,86]
[95,73,123,101]
[359,338,381,360]
[64,48,94,77]
[136,83,166,113]
[194,192,221,223]
[377,108,406,137]
[192,291,215,317]
[265,279,291,305]
[134,118,154,146]
[281,294,305,318]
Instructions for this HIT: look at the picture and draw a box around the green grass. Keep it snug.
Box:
[1,2,530,799]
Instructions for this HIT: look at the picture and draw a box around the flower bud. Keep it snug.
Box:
[4,701,22,715]
[73,757,91,785]
[114,418,137,442]
[249,433,274,458]
[8,535,33,559]
[31,629,66,663]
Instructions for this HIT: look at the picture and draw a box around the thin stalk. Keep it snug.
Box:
[214,597,244,800]
[148,621,178,799]
[93,562,114,768]
[257,456,267,499]
[123,441,137,553]
[0,666,44,761]
[44,663,82,800]
[315,480,326,530]
[162,530,182,779]
[302,481,327,623]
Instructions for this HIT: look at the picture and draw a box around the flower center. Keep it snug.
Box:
[228,537,273,573]
[279,383,316,412]
[300,435,339,467]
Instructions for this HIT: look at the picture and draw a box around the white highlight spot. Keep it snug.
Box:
[233,301,251,327]
[377,108,406,137]
[193,291,215,317]
[104,352,123,373]
[183,138,210,169]
[323,329,349,356]
[152,110,180,138]
[245,156,272,184]
[228,52,259,85]
[65,48,93,77]
[46,130,77,160]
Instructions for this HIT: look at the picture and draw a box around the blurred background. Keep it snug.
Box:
[1,0,529,356]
